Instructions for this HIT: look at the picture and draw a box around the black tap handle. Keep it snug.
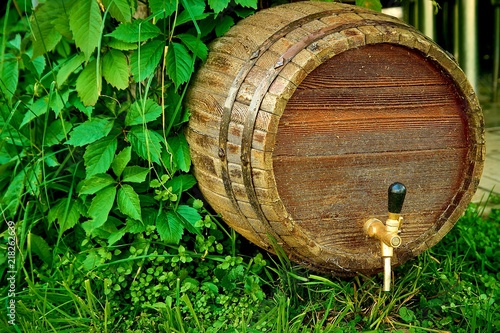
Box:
[388,182,406,214]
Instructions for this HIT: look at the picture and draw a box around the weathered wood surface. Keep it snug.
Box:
[185,2,484,275]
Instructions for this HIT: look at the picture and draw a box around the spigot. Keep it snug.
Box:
[364,182,406,292]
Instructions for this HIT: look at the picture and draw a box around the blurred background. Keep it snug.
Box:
[381,0,500,127]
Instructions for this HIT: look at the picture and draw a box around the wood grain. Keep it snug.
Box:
[185,2,484,275]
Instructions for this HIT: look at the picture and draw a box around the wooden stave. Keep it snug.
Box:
[185,2,484,275]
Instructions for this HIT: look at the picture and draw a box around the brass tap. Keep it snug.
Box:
[364,182,406,292]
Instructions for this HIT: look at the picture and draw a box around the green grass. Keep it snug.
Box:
[1,199,500,332]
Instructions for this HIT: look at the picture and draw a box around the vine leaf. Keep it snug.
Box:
[355,0,382,12]
[106,38,138,51]
[28,233,53,265]
[125,99,163,126]
[20,97,49,128]
[76,59,102,106]
[148,0,177,18]
[122,166,150,183]
[106,20,162,43]
[102,49,129,90]
[112,147,132,177]
[130,40,164,82]
[69,0,102,60]
[79,173,117,195]
[22,54,46,80]
[107,227,128,246]
[166,42,193,88]
[176,205,202,234]
[128,126,164,164]
[1,169,26,218]
[102,0,133,23]
[215,16,234,37]
[166,174,197,195]
[52,1,73,39]
[86,186,117,231]
[178,33,208,61]
[44,119,73,147]
[208,0,230,14]
[167,133,191,172]
[66,117,114,146]
[0,54,19,102]
[117,184,143,222]
[30,1,63,58]
[156,211,184,244]
[176,0,208,26]
[84,134,118,178]
[48,198,85,233]
[234,0,257,8]
[56,53,85,87]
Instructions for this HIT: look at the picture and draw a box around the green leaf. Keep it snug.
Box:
[148,0,177,18]
[156,211,184,244]
[69,93,93,118]
[29,233,52,265]
[122,166,149,183]
[48,198,85,233]
[125,216,148,233]
[20,97,49,128]
[102,0,133,23]
[44,119,73,147]
[355,0,382,12]
[1,169,25,218]
[234,0,257,9]
[52,1,73,39]
[166,42,193,88]
[130,40,164,82]
[49,87,70,116]
[128,126,164,164]
[215,16,234,37]
[30,1,63,58]
[0,54,18,101]
[66,118,114,146]
[117,184,142,221]
[80,250,102,270]
[84,134,118,178]
[105,38,138,51]
[102,49,129,90]
[112,146,132,177]
[56,53,86,87]
[178,33,208,61]
[87,185,117,230]
[176,0,207,26]
[76,59,102,106]
[106,20,162,43]
[399,306,416,323]
[79,173,117,195]
[107,227,128,246]
[165,174,197,194]
[177,205,202,227]
[208,0,229,13]
[167,133,191,172]
[69,0,102,59]
[125,99,163,126]
[22,54,46,80]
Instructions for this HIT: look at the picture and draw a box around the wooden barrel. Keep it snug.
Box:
[186,1,484,275]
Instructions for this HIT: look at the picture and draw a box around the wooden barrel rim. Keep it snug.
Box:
[187,1,484,275]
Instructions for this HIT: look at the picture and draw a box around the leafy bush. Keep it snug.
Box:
[0,0,270,331]
[2,1,498,332]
